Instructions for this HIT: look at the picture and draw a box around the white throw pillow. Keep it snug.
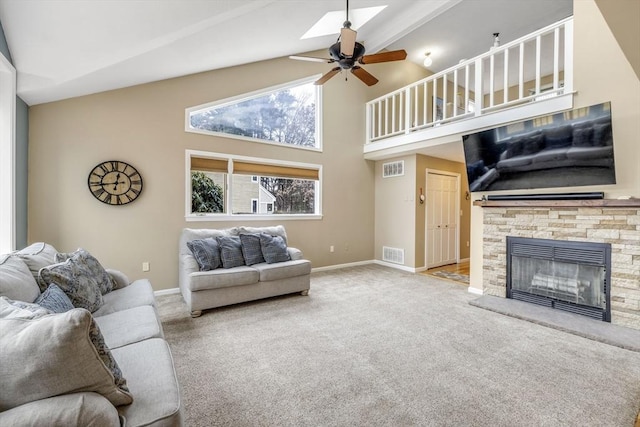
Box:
[0,299,133,411]
[0,255,41,303]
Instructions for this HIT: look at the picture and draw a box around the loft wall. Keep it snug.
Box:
[27,53,426,291]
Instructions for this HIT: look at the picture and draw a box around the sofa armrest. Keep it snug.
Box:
[287,247,304,261]
[106,268,130,290]
[0,392,120,426]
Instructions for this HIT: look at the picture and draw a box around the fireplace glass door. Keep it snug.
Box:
[511,256,605,309]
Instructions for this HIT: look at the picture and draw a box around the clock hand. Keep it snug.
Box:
[113,173,120,191]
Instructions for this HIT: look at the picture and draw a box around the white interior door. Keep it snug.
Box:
[426,172,458,268]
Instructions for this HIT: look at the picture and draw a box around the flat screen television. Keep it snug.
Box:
[462,102,616,192]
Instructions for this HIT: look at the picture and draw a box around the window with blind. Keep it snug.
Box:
[185,76,322,151]
[186,150,321,220]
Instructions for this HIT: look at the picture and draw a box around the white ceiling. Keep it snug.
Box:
[0,0,572,107]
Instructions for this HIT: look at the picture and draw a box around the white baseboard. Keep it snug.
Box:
[154,287,181,297]
[311,260,374,273]
[312,260,425,274]
[467,286,483,295]
[373,260,418,273]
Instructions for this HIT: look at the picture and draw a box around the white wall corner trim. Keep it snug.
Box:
[0,53,16,253]
[467,286,483,295]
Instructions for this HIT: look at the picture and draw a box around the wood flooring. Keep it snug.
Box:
[422,260,470,286]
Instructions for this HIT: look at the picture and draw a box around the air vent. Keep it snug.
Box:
[382,161,404,178]
[383,246,404,264]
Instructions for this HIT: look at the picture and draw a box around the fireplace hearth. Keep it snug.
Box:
[506,237,611,321]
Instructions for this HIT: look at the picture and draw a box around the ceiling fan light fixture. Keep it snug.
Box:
[423,52,432,67]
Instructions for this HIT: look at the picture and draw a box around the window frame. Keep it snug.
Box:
[184,75,323,152]
[185,149,322,221]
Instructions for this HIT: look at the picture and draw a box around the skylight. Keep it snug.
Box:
[301,6,387,39]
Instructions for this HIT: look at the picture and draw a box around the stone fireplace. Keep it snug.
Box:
[475,199,640,330]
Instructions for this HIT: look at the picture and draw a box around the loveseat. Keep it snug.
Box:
[0,243,182,426]
[179,225,311,317]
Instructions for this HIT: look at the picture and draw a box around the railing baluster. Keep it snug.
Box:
[535,35,541,96]
[464,64,470,113]
[377,100,382,138]
[489,55,495,107]
[384,98,389,136]
[432,78,438,123]
[423,81,427,125]
[518,42,524,100]
[453,69,458,116]
[443,75,448,119]
[553,27,560,91]
[503,49,509,105]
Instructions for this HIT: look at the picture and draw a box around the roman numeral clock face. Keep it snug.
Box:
[88,160,143,205]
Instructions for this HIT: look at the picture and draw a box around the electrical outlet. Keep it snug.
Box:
[330,245,334,253]
[142,262,150,272]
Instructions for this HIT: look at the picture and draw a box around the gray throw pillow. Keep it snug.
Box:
[187,238,222,271]
[258,233,291,264]
[55,249,114,295]
[35,284,74,313]
[39,256,105,313]
[216,236,245,268]
[239,233,265,266]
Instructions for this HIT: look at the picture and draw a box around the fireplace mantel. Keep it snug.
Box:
[473,198,640,208]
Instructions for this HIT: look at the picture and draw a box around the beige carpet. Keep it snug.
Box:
[157,265,640,426]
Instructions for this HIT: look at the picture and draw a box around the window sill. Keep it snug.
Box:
[186,214,323,222]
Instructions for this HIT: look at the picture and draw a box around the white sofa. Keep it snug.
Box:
[0,243,183,426]
[179,225,311,317]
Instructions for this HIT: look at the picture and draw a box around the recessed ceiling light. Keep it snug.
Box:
[301,6,387,39]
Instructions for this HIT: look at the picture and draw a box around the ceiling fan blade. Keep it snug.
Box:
[340,27,357,57]
[314,67,341,85]
[289,55,333,63]
[351,66,378,86]
[359,49,408,64]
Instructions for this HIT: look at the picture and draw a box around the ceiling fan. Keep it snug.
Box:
[290,0,407,86]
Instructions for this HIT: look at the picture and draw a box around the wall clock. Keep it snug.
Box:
[88,160,143,205]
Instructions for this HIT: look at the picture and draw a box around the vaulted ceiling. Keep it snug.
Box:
[0,0,572,106]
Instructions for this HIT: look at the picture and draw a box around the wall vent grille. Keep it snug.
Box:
[383,246,405,265]
[382,161,404,178]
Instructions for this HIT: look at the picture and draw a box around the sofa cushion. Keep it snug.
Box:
[112,338,183,427]
[189,266,260,291]
[0,300,133,411]
[92,279,155,317]
[258,233,291,264]
[217,236,245,268]
[251,259,311,282]
[187,238,222,271]
[15,242,58,284]
[531,148,568,164]
[38,257,104,313]
[572,123,594,147]
[0,254,41,303]
[35,283,74,313]
[94,305,164,349]
[238,225,288,245]
[239,233,265,266]
[543,125,572,149]
[179,227,237,259]
[54,249,114,295]
[0,392,121,427]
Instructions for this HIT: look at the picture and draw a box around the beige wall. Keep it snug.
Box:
[469,0,640,292]
[28,54,426,290]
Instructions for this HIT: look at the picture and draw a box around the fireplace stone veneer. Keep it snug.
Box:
[475,200,640,330]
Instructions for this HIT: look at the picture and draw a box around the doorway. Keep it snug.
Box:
[425,170,459,269]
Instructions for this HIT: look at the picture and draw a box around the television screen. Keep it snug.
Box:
[462,102,616,192]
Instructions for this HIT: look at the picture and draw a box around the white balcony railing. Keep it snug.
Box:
[366,17,573,145]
